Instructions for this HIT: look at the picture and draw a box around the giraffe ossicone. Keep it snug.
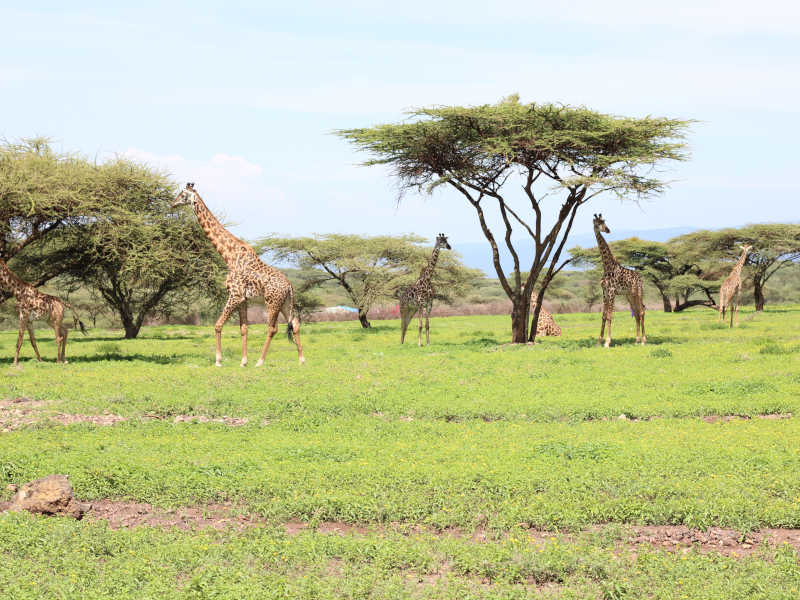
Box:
[173,182,305,366]
[399,233,451,346]
[593,214,646,347]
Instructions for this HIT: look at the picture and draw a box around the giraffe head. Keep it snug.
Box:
[740,243,753,255]
[172,182,200,209]
[435,233,452,250]
[593,213,610,234]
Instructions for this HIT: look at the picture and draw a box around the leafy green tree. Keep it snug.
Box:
[16,159,226,338]
[337,96,692,342]
[0,138,97,302]
[570,237,718,312]
[259,234,481,328]
[675,225,800,311]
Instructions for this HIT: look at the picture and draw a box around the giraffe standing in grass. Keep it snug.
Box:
[0,259,85,364]
[593,214,646,347]
[399,233,451,345]
[172,183,304,367]
[718,244,752,328]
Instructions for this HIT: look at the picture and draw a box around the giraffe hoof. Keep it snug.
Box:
[215,361,222,367]
[240,360,248,367]
[255,360,264,367]
[299,357,306,365]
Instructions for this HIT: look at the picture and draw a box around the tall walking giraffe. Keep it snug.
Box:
[0,258,85,364]
[399,233,451,345]
[593,214,646,347]
[172,183,304,366]
[718,244,752,328]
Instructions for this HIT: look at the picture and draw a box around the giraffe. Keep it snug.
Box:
[593,214,646,347]
[172,183,305,367]
[0,258,85,365]
[399,233,451,345]
[718,244,752,328]
[530,298,561,337]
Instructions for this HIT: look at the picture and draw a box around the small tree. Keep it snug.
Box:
[259,234,481,328]
[677,225,800,311]
[337,96,692,342]
[570,237,718,312]
[20,159,226,338]
[0,138,97,303]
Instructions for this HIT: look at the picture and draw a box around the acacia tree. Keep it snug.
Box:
[259,234,481,328]
[17,159,226,338]
[0,138,97,302]
[337,96,692,342]
[676,225,800,311]
[570,237,718,312]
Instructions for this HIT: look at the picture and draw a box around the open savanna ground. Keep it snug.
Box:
[2,308,800,598]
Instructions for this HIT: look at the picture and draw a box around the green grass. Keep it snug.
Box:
[2,307,800,598]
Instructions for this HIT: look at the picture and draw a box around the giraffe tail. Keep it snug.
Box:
[65,303,87,335]
[286,286,297,344]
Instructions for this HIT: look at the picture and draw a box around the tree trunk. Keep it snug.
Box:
[673,299,716,312]
[358,309,371,328]
[753,275,765,311]
[117,301,141,339]
[661,295,672,312]
[511,298,529,343]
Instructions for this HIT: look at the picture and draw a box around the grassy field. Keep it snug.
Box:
[2,307,800,598]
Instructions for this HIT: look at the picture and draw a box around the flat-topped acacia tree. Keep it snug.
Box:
[338,96,692,342]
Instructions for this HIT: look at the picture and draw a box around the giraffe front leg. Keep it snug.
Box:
[424,304,432,346]
[26,323,42,362]
[14,315,27,366]
[417,312,424,347]
[214,296,242,367]
[239,302,248,367]
[59,327,69,364]
[256,309,279,367]
[603,293,616,348]
[639,306,646,345]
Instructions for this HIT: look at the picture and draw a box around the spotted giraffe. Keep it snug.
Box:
[718,244,752,328]
[399,233,451,345]
[593,214,646,347]
[530,299,561,337]
[172,183,304,367]
[0,258,85,364]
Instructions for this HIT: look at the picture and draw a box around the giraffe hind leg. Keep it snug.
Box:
[14,315,27,365]
[238,302,248,367]
[256,307,280,367]
[399,304,413,344]
[26,323,42,361]
[215,296,243,367]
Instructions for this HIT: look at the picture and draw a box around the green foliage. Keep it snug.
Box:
[337,96,692,341]
[259,234,482,326]
[3,308,800,596]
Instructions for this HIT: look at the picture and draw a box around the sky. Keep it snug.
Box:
[2,1,798,253]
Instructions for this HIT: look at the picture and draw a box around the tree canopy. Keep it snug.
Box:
[675,224,800,311]
[8,155,226,338]
[337,96,692,341]
[259,234,481,328]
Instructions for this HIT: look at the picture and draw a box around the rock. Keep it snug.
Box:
[7,475,91,519]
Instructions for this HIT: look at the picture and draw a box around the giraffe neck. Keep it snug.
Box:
[730,248,748,278]
[191,194,248,266]
[417,245,441,286]
[595,228,618,274]
[0,259,31,298]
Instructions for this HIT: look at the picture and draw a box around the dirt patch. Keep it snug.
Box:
[50,413,127,426]
[87,500,263,531]
[57,500,800,558]
[702,413,792,424]
[627,525,800,556]
[141,413,249,426]
[0,397,46,432]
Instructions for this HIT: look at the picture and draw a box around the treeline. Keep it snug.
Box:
[0,139,480,335]
[569,225,800,312]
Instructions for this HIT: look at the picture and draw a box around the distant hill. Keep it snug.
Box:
[452,227,695,275]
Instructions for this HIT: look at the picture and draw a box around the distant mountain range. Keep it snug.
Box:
[452,227,695,275]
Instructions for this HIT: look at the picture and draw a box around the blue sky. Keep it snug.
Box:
[2,1,798,249]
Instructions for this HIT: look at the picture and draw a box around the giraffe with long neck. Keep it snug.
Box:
[399,233,451,345]
[593,214,646,347]
[718,244,752,327]
[0,259,85,364]
[172,183,304,366]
